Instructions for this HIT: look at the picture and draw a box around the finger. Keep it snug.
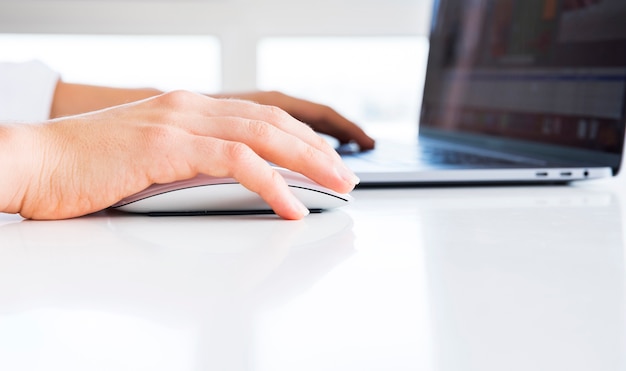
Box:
[187,136,311,220]
[300,106,376,151]
[185,117,359,193]
[220,100,343,158]
[316,116,376,151]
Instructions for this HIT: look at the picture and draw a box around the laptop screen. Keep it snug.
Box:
[420,0,626,162]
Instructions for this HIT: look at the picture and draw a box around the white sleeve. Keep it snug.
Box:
[0,60,60,123]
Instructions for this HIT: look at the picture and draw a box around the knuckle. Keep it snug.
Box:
[156,90,197,109]
[319,105,336,120]
[312,131,330,147]
[245,120,275,140]
[301,142,320,162]
[264,104,291,122]
[266,90,285,100]
[223,141,254,164]
[266,169,285,193]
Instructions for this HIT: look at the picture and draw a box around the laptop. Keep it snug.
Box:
[342,0,626,186]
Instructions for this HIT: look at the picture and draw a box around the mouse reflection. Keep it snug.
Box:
[0,211,355,371]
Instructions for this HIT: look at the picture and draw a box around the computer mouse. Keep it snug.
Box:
[110,167,354,215]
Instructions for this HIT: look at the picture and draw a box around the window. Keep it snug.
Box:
[0,34,221,93]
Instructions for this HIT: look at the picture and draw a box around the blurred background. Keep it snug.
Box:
[0,0,433,132]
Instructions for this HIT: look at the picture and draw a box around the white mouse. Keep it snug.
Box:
[110,167,354,215]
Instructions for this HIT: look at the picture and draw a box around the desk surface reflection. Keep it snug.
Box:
[0,180,624,371]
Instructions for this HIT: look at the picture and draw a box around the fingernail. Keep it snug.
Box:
[337,163,360,186]
[291,196,310,217]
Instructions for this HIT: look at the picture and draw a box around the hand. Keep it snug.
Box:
[218,91,376,151]
[1,91,360,220]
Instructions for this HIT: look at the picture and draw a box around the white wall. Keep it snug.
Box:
[0,0,433,91]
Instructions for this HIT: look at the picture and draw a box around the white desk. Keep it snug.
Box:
[1,179,625,371]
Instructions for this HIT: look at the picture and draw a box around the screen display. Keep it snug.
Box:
[421,0,626,154]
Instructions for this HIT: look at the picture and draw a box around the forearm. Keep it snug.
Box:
[50,81,162,118]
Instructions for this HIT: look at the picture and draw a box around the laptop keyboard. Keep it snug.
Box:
[342,139,543,169]
[418,145,524,166]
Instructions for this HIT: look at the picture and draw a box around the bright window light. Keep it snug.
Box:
[258,37,429,133]
[0,34,221,93]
